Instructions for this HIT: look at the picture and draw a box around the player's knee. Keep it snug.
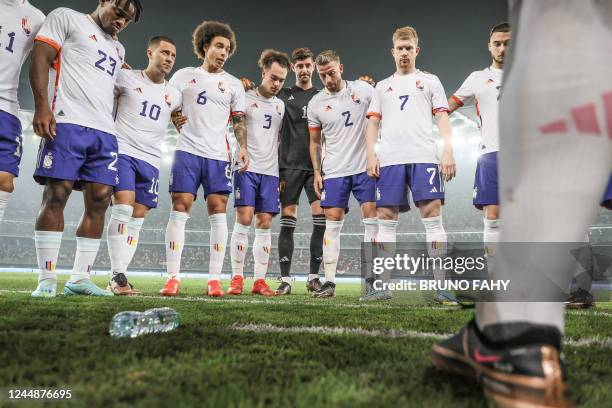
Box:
[42,184,71,212]
[0,176,15,193]
[255,214,272,229]
[86,187,112,213]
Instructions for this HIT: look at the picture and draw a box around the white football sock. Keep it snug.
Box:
[362,218,378,279]
[124,217,144,274]
[34,230,62,283]
[230,222,250,277]
[106,204,133,276]
[483,217,500,258]
[363,217,378,243]
[376,219,398,243]
[323,219,343,284]
[165,210,189,280]
[253,228,271,281]
[69,237,101,283]
[208,213,228,282]
[0,190,10,222]
[422,215,448,283]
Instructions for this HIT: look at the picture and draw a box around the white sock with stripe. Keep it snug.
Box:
[165,210,189,280]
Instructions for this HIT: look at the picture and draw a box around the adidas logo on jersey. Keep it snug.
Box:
[250,102,258,109]
[539,90,612,137]
[486,78,495,84]
[288,95,295,101]
[385,86,393,93]
[430,187,438,193]
[89,34,98,42]
[279,256,290,263]
[189,78,197,85]
[325,105,333,111]
[133,87,143,93]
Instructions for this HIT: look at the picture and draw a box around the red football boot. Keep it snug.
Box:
[226,275,244,295]
[207,280,225,297]
[251,279,276,296]
[160,277,180,296]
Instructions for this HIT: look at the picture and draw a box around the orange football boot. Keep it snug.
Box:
[226,275,244,295]
[160,277,180,296]
[251,279,276,296]
[207,280,225,297]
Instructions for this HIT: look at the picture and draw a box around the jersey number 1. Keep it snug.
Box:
[4,32,16,53]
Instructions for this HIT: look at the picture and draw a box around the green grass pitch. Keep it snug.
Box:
[1,272,612,407]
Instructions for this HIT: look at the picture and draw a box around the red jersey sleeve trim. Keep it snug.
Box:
[432,107,450,115]
[366,112,382,120]
[230,111,245,117]
[35,36,61,52]
[450,95,464,107]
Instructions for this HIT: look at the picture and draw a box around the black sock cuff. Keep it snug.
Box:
[312,214,326,227]
[280,216,297,228]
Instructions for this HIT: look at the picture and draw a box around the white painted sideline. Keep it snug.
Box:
[229,323,612,348]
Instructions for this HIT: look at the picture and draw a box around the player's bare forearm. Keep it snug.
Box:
[29,42,57,111]
[436,112,453,145]
[309,129,322,174]
[232,114,247,148]
[366,117,380,156]
[447,97,462,114]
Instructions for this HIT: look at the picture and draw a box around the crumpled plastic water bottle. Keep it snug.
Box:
[109,307,180,338]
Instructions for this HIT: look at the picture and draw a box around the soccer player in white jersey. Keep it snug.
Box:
[307,50,376,298]
[29,0,141,298]
[448,23,510,256]
[0,0,44,223]
[431,1,611,406]
[227,49,288,297]
[365,26,457,304]
[105,36,182,295]
[160,21,247,297]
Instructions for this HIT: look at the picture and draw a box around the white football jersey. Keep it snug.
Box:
[452,67,502,154]
[242,88,284,176]
[367,70,449,167]
[170,67,245,161]
[0,0,45,117]
[114,70,182,169]
[308,80,374,178]
[35,8,125,135]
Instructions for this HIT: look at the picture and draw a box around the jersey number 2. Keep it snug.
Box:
[342,111,354,127]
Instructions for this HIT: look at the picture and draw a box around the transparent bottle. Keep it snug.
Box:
[109,307,180,338]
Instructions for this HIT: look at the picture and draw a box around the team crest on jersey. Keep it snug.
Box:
[43,152,54,169]
[218,81,226,93]
[235,188,241,199]
[385,86,393,93]
[165,94,172,107]
[89,34,98,42]
[416,80,424,91]
[133,87,143,94]
[21,17,32,36]
[351,93,361,104]
[325,105,333,112]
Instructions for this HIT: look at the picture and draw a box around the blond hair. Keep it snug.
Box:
[315,50,340,66]
[392,26,419,46]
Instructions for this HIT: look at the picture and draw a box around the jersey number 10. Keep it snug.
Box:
[140,101,161,121]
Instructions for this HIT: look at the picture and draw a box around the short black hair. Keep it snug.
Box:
[115,0,143,22]
[490,22,510,38]
[148,36,175,49]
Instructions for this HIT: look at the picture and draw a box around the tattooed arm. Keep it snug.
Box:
[309,127,323,198]
[232,114,249,172]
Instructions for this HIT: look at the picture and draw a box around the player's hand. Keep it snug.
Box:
[237,147,249,172]
[440,144,456,182]
[366,153,380,179]
[313,171,323,199]
[240,77,255,92]
[32,106,56,140]
[171,111,187,132]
